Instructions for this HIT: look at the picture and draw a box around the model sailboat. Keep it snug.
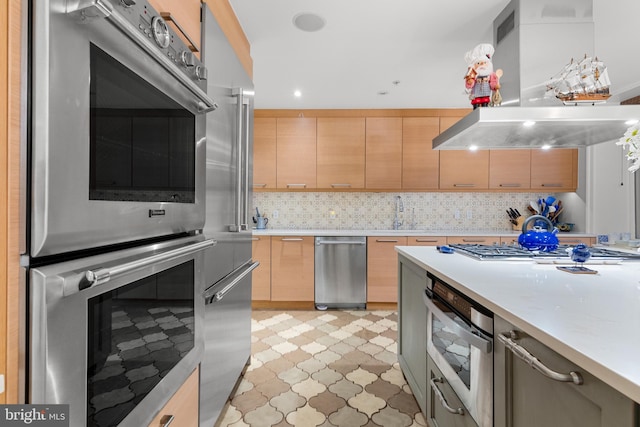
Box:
[545,55,611,105]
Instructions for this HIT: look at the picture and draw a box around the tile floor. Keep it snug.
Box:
[214,309,426,427]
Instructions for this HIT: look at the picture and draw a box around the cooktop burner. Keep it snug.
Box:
[448,244,640,261]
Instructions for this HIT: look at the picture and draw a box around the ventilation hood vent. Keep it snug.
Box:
[433,0,640,150]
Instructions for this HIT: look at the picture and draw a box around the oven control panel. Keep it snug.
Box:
[432,281,472,319]
[91,0,208,91]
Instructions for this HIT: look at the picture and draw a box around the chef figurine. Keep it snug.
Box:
[464,43,503,109]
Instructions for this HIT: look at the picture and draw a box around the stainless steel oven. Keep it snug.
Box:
[424,273,493,427]
[29,0,217,258]
[29,234,214,427]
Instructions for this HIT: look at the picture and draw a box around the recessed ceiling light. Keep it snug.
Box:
[294,90,302,98]
[292,13,325,32]
[523,120,536,127]
[541,144,552,150]
[468,145,478,151]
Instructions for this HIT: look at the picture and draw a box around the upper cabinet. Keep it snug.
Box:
[530,148,578,191]
[253,118,277,189]
[252,110,578,193]
[366,117,403,189]
[276,118,317,189]
[402,117,440,190]
[489,150,532,190]
[317,118,366,189]
[148,0,201,55]
[439,116,489,190]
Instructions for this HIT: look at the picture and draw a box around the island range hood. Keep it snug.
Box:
[433,0,640,150]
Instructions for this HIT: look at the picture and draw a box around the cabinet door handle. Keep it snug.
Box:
[540,183,563,187]
[286,183,307,188]
[430,378,465,415]
[499,183,521,187]
[415,239,439,243]
[281,238,303,241]
[498,331,583,385]
[376,239,399,243]
[253,183,267,188]
[330,183,352,188]
[453,183,475,187]
[461,238,488,243]
[160,415,175,427]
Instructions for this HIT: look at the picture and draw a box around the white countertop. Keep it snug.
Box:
[395,245,640,404]
[252,228,595,237]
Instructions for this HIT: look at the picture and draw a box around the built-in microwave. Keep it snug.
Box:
[29,0,217,258]
[29,234,214,427]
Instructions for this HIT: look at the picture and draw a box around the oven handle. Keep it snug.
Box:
[498,331,584,385]
[203,261,259,303]
[430,378,465,415]
[78,239,216,291]
[423,290,492,353]
[67,1,218,112]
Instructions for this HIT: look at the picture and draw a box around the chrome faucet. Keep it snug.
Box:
[393,195,404,230]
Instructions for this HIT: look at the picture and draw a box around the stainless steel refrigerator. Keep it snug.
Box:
[200,5,257,425]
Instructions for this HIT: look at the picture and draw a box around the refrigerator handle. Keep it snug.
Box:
[230,87,252,233]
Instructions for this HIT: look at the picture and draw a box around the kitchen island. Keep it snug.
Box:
[396,245,640,423]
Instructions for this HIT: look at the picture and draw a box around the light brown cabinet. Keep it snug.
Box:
[317,117,366,189]
[530,148,578,191]
[447,236,501,245]
[148,367,199,427]
[253,118,277,189]
[489,149,531,189]
[367,236,407,303]
[147,0,201,55]
[270,236,314,301]
[402,117,440,190]
[439,150,490,190]
[366,117,403,189]
[276,118,317,189]
[251,236,271,300]
[407,236,447,246]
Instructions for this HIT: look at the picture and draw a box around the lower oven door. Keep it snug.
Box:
[29,235,214,427]
[30,0,216,257]
[424,290,493,427]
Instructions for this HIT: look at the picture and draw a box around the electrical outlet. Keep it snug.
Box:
[454,210,461,220]
[272,210,279,219]
[467,210,473,219]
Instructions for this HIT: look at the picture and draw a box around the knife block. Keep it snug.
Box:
[512,216,524,231]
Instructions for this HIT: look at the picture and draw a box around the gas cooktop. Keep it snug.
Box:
[448,244,640,262]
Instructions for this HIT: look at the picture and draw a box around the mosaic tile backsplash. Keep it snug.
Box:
[253,192,556,233]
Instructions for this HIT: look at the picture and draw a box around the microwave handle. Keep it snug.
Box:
[423,290,492,353]
[77,239,216,291]
[66,1,218,112]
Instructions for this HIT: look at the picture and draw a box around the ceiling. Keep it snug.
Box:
[228,0,640,110]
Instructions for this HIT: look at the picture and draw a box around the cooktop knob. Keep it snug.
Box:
[151,16,170,48]
[180,51,195,67]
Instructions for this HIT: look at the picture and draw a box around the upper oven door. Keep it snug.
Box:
[30,0,217,258]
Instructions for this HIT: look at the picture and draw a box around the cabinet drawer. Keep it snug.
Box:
[427,355,479,427]
[148,367,199,427]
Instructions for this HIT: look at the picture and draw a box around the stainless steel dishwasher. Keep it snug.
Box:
[315,236,367,310]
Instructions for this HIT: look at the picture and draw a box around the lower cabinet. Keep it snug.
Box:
[398,256,428,416]
[494,315,638,427]
[270,236,314,301]
[251,236,271,300]
[367,236,407,303]
[427,354,479,427]
[148,366,199,427]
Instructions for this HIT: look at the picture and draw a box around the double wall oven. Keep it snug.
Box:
[26,1,217,426]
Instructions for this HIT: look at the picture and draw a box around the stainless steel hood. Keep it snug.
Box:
[433,0,640,150]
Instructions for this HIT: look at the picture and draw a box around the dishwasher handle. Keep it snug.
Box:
[204,261,259,304]
[316,239,366,246]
